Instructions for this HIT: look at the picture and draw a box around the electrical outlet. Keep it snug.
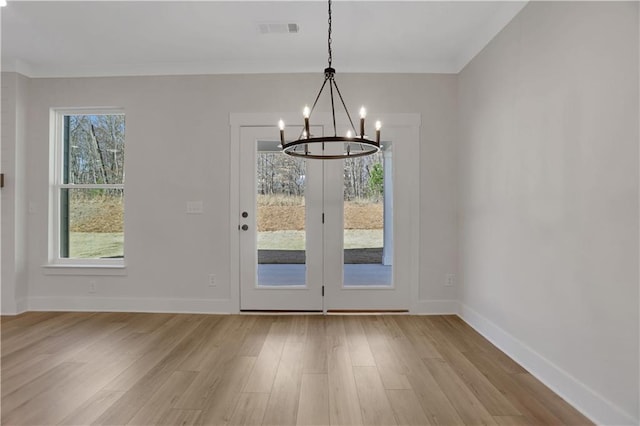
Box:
[445,274,455,287]
[89,280,97,293]
[208,274,216,287]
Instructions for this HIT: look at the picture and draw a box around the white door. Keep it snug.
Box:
[237,118,418,312]
[239,126,324,311]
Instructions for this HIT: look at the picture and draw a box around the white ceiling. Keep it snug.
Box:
[1,1,527,78]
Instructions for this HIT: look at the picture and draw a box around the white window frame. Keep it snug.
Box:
[48,107,125,267]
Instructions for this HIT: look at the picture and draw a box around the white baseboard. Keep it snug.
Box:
[15,298,28,314]
[458,303,637,426]
[1,298,28,315]
[411,299,459,315]
[27,296,234,314]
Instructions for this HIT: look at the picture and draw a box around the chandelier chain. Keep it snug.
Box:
[327,0,332,67]
[280,0,380,159]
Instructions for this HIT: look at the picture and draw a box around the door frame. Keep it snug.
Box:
[230,112,421,313]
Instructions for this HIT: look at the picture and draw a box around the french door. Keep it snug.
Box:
[238,123,412,312]
[239,126,324,311]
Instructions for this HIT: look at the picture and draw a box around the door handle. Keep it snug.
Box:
[241,224,249,231]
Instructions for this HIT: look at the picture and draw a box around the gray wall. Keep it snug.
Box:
[6,72,458,311]
[1,72,28,314]
[458,2,639,424]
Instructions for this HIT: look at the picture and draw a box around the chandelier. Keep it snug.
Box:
[278,0,381,160]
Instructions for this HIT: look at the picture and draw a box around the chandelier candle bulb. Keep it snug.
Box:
[303,106,311,138]
[346,130,353,139]
[278,120,285,145]
[360,107,366,137]
[375,120,382,144]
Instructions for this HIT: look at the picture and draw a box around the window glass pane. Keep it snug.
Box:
[65,114,125,185]
[343,151,391,286]
[61,188,124,259]
[257,142,307,286]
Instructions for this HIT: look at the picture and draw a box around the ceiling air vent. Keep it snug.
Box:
[258,23,299,34]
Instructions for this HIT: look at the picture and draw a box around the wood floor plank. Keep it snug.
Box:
[271,341,305,394]
[423,357,498,425]
[6,353,139,425]
[1,312,60,330]
[174,315,257,410]
[442,315,527,374]
[515,373,593,425]
[239,316,275,356]
[1,353,65,397]
[377,318,464,425]
[197,356,257,425]
[420,324,521,416]
[394,315,441,359]
[464,349,570,426]
[297,374,329,426]
[326,316,363,426]
[95,316,205,424]
[68,322,136,363]
[2,312,89,356]
[125,312,176,333]
[161,409,203,426]
[493,415,535,425]
[286,315,309,344]
[1,361,83,418]
[128,370,198,425]
[262,341,305,426]
[386,389,432,426]
[174,315,225,371]
[361,316,412,390]
[353,366,397,425]
[58,390,125,425]
[242,319,290,393]
[228,392,269,426]
[262,389,299,426]
[101,315,202,392]
[303,316,327,374]
[344,316,376,367]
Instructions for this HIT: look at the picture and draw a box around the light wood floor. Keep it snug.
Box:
[1,312,593,425]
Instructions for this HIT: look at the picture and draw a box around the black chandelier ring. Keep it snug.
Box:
[282,136,380,160]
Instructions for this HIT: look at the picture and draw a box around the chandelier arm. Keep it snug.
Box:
[328,79,338,137]
[299,76,330,140]
[332,79,358,135]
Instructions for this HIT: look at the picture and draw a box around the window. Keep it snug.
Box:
[50,109,125,265]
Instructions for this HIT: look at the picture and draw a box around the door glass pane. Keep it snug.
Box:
[343,150,392,286]
[257,141,306,286]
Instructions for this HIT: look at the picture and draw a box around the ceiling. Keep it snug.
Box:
[1,1,527,78]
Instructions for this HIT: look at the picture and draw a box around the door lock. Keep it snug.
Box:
[241,224,249,231]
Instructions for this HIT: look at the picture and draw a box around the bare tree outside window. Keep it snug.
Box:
[59,113,125,259]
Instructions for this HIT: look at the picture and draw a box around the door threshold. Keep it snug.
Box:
[240,310,323,315]
[327,309,409,315]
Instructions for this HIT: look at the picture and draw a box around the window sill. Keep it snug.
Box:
[42,264,127,276]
